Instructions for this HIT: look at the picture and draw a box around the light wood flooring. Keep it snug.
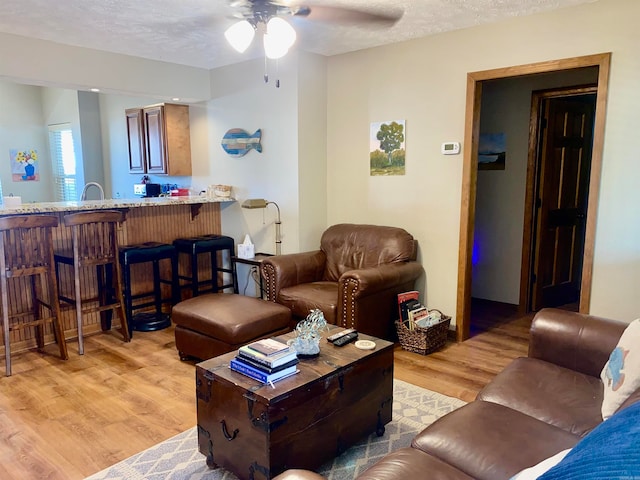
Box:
[0,300,531,480]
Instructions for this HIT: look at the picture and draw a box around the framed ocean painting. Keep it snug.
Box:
[478,133,506,170]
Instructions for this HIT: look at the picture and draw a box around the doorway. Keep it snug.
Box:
[456,53,611,342]
[523,87,597,312]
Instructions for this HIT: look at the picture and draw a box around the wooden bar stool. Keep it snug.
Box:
[54,210,130,355]
[0,215,69,376]
[173,234,235,299]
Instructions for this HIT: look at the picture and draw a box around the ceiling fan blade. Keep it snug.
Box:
[292,5,403,27]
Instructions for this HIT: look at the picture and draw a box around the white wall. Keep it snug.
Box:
[40,87,85,199]
[473,68,598,304]
[77,91,105,198]
[297,53,328,252]
[77,91,108,200]
[327,0,640,322]
[0,80,53,202]
[202,55,301,257]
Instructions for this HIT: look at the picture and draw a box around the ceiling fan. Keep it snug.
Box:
[224,0,403,58]
[228,0,404,28]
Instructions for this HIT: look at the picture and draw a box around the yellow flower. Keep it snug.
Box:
[29,150,38,161]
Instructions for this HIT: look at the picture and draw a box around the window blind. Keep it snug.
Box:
[48,124,77,201]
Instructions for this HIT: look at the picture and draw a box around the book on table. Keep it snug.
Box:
[238,344,297,368]
[235,355,299,374]
[246,338,291,356]
[230,357,298,384]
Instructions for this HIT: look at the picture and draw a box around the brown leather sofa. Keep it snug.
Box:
[261,224,424,340]
[274,308,640,480]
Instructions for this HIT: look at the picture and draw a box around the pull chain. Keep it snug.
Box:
[264,54,269,84]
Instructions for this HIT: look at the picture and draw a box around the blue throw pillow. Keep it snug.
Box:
[538,400,640,479]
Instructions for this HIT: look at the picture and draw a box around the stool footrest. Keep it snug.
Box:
[131,312,172,332]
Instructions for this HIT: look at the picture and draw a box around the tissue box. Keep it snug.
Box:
[237,243,255,259]
[3,196,22,208]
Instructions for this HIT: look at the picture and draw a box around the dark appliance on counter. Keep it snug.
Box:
[134,183,162,197]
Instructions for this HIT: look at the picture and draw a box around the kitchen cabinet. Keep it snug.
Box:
[125,103,191,176]
[125,108,146,173]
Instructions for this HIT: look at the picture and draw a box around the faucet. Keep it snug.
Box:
[80,182,105,201]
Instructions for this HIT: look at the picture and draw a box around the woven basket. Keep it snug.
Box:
[395,312,451,355]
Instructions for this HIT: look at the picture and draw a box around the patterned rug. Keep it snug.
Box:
[86,380,465,480]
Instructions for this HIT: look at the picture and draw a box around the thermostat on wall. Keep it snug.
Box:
[441,142,461,155]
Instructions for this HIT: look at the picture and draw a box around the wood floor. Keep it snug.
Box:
[0,301,531,480]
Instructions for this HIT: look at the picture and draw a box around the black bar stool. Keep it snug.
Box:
[119,242,178,334]
[173,235,234,298]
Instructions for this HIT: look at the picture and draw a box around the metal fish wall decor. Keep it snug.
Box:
[221,128,262,157]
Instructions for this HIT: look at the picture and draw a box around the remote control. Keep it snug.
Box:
[333,331,358,347]
[327,328,356,343]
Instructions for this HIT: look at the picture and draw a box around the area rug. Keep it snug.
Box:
[86,380,465,480]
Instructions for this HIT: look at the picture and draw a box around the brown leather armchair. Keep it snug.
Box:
[261,224,423,340]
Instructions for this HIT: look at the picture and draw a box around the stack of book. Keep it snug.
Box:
[230,338,299,385]
[397,290,429,330]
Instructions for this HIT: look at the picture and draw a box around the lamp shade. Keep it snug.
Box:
[224,20,256,53]
[241,198,268,209]
[264,17,296,59]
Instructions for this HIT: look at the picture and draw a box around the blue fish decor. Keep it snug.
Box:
[221,128,262,157]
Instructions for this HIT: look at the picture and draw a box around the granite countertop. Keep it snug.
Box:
[0,195,235,215]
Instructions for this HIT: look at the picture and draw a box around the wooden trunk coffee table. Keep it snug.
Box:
[195,327,394,480]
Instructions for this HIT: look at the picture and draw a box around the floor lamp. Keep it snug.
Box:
[241,198,282,255]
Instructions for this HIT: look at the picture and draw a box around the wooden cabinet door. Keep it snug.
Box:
[163,104,192,176]
[143,105,168,174]
[125,108,146,173]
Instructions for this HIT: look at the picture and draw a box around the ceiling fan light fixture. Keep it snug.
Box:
[263,32,287,59]
[263,17,296,59]
[225,20,255,53]
[266,17,296,49]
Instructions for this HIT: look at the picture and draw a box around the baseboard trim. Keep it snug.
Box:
[447,325,458,342]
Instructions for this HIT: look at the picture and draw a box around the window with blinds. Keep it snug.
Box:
[48,124,78,201]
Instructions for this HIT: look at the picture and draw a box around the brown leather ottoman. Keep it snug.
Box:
[172,293,292,361]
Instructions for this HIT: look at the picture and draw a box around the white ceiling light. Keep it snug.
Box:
[264,17,296,59]
[224,20,255,53]
[225,17,296,59]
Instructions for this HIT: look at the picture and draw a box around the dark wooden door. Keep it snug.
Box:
[143,105,168,174]
[531,93,596,310]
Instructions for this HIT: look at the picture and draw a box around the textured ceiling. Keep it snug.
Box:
[0,0,598,70]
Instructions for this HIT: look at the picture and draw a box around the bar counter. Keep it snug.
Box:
[0,195,235,356]
[0,194,233,215]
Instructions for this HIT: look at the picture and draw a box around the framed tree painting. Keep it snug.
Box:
[370,120,406,176]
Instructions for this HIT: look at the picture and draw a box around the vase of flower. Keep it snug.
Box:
[288,309,329,358]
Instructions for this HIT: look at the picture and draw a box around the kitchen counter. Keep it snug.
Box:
[0,195,234,215]
[0,195,233,355]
